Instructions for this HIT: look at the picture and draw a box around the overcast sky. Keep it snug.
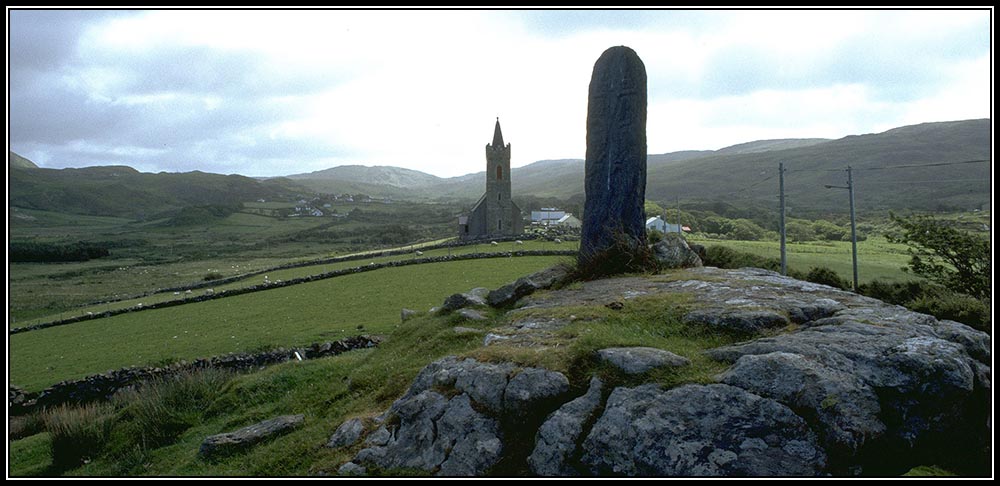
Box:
[7,9,992,178]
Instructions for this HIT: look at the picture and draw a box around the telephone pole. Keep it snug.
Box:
[779,163,786,276]
[825,166,859,291]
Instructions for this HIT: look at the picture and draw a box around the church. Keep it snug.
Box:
[457,119,524,240]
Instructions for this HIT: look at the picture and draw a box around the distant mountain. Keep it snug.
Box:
[9,151,39,169]
[9,162,311,219]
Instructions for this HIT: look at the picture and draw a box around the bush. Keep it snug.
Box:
[203,271,224,281]
[702,245,781,272]
[647,229,664,244]
[858,279,990,333]
[115,369,233,448]
[908,294,990,333]
[44,403,115,469]
[801,266,850,290]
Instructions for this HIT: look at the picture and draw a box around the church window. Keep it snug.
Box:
[498,220,502,231]
[497,166,503,180]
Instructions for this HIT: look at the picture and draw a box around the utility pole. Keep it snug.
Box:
[847,166,858,291]
[779,163,786,276]
[675,197,681,234]
[824,166,859,291]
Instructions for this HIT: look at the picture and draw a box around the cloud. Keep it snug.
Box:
[7,9,992,178]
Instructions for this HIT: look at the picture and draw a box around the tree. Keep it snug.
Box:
[888,214,990,300]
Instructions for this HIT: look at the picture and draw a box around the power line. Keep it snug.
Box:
[854,159,990,171]
[784,159,989,174]
[859,178,989,185]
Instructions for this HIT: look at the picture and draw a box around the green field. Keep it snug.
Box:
[689,235,915,283]
[12,239,577,327]
[10,256,569,392]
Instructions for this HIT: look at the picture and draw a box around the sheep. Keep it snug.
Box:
[415,250,424,256]
[490,241,499,246]
[206,289,215,295]
[554,238,562,244]
[515,240,523,245]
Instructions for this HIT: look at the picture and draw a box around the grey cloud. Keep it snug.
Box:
[695,23,988,101]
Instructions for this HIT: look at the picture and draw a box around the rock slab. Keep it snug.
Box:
[529,376,604,476]
[598,347,690,374]
[326,417,364,449]
[199,414,304,460]
[579,45,648,266]
[580,384,826,476]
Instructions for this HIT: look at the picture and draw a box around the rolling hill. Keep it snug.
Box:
[9,164,310,219]
[287,119,988,214]
[9,119,990,218]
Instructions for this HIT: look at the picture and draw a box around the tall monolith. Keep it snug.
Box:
[579,46,648,271]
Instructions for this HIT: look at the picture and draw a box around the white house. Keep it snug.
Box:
[554,214,582,228]
[531,208,566,225]
[646,216,683,233]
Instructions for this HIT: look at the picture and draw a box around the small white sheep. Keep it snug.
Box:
[490,241,498,246]
[206,289,214,295]
[515,240,524,245]
[415,250,424,256]
[554,238,562,244]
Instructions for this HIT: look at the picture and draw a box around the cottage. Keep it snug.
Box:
[646,216,683,233]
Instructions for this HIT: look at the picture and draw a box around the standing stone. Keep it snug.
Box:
[579,46,648,268]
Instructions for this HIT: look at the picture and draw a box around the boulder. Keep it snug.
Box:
[326,417,365,449]
[579,46,648,267]
[529,377,604,476]
[503,367,570,413]
[354,391,502,476]
[441,288,490,312]
[580,384,826,476]
[597,347,690,374]
[487,265,570,308]
[651,234,703,268]
[457,308,488,321]
[199,414,304,460]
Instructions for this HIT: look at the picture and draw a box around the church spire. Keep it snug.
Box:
[492,117,504,147]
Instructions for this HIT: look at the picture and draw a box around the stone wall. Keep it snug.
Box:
[10,335,381,415]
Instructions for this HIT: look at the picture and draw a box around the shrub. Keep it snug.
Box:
[858,279,990,333]
[802,266,850,290]
[44,403,115,469]
[115,369,233,448]
[702,245,781,272]
[907,294,990,333]
[647,229,664,244]
[203,271,224,281]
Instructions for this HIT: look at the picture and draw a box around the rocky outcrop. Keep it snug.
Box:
[348,357,570,476]
[199,414,304,460]
[337,267,990,476]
